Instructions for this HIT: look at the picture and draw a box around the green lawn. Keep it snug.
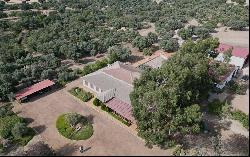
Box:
[56,114,93,140]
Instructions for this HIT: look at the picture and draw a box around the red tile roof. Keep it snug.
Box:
[215,43,249,59]
[15,79,55,100]
[106,98,135,122]
[215,43,233,53]
[232,47,249,59]
[103,62,141,85]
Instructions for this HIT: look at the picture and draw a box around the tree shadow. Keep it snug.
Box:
[85,114,94,124]
[24,87,63,103]
[24,117,34,124]
[222,133,249,155]
[78,58,96,64]
[55,143,80,156]
[83,146,91,152]
[127,55,144,64]
[33,125,46,134]
[202,113,232,133]
[15,110,22,114]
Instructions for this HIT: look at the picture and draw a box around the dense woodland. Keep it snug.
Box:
[130,38,220,148]
[0,0,249,152]
[0,0,248,101]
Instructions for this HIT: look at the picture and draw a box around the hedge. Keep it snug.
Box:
[80,58,109,76]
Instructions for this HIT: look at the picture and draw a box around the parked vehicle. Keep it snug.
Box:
[240,75,249,82]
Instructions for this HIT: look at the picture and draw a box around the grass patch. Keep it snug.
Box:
[93,98,131,126]
[56,113,93,140]
[231,110,249,130]
[69,87,93,102]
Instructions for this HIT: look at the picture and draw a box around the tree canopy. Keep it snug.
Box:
[0,0,248,100]
[130,38,219,148]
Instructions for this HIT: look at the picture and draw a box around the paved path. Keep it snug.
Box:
[13,78,172,156]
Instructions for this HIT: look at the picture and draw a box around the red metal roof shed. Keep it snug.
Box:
[106,98,135,122]
[15,79,55,100]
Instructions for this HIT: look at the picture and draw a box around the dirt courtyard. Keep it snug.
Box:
[211,27,249,48]
[13,79,172,156]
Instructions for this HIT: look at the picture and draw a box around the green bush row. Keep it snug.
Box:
[79,58,109,76]
[231,110,249,130]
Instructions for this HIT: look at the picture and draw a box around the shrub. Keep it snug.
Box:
[107,45,131,63]
[0,104,14,118]
[11,123,29,138]
[93,98,101,106]
[227,20,248,31]
[160,38,179,52]
[208,99,231,117]
[173,145,182,156]
[194,27,210,39]
[16,128,36,146]
[65,113,82,127]
[0,115,24,139]
[143,48,153,56]
[178,28,193,40]
[81,58,109,76]
[227,81,247,95]
[101,104,110,112]
[231,110,249,130]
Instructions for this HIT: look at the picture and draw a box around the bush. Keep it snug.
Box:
[231,110,249,130]
[208,99,231,117]
[0,104,14,118]
[160,38,179,52]
[173,145,182,156]
[194,27,210,39]
[81,58,109,76]
[15,128,36,146]
[107,45,131,63]
[0,115,24,139]
[101,104,111,112]
[143,48,153,56]
[178,28,193,40]
[227,81,247,95]
[65,113,82,127]
[227,20,248,30]
[93,98,101,106]
[11,123,29,138]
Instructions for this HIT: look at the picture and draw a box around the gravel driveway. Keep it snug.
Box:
[13,78,172,156]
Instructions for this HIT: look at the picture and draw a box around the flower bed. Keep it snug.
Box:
[69,87,93,102]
